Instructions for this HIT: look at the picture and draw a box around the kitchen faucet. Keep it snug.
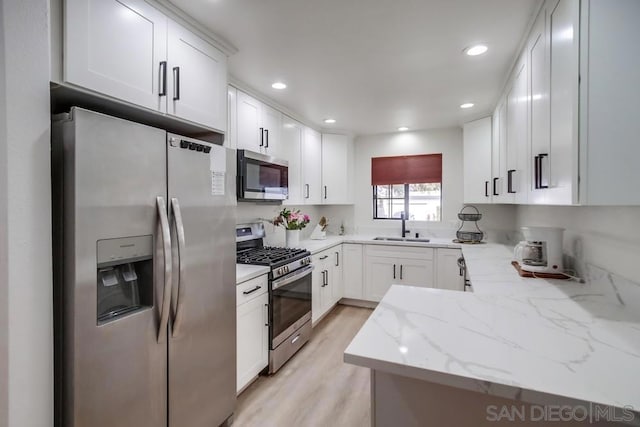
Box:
[401,213,410,237]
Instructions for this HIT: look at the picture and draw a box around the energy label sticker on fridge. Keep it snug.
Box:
[209,144,226,196]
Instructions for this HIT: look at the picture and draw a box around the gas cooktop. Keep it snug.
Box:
[236,246,310,267]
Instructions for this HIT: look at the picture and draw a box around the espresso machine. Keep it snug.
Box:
[514,227,564,273]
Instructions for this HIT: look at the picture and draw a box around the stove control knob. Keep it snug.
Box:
[285,266,289,274]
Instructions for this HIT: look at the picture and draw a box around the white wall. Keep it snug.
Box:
[516,205,640,282]
[236,203,323,246]
[351,128,516,240]
[0,0,53,425]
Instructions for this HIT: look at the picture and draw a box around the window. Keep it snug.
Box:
[371,154,442,221]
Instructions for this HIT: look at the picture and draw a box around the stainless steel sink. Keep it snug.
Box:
[373,237,430,243]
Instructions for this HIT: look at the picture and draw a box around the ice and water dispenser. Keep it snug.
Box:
[96,235,154,324]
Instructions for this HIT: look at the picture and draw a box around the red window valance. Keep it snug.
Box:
[371,154,442,185]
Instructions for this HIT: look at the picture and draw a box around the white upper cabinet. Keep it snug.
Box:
[236,90,282,156]
[236,91,262,151]
[505,53,529,204]
[491,100,508,203]
[225,86,237,149]
[321,134,354,204]
[302,127,323,205]
[166,20,227,131]
[580,0,640,205]
[281,116,304,205]
[65,0,227,131]
[65,0,168,112]
[463,117,492,204]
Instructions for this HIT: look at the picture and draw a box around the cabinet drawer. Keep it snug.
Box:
[365,244,434,260]
[237,274,268,306]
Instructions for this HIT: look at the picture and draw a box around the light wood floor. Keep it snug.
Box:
[233,305,374,427]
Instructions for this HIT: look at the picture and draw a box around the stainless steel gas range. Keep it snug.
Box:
[236,223,313,373]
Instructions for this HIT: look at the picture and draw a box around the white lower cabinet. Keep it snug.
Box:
[343,244,364,299]
[435,249,464,291]
[236,274,269,393]
[363,245,434,302]
[312,245,343,324]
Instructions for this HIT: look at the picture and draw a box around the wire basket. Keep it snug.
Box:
[457,205,482,222]
[456,231,484,242]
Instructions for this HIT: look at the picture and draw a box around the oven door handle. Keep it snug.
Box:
[272,265,314,290]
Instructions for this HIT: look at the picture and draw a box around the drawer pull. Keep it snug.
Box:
[291,334,300,344]
[242,285,261,295]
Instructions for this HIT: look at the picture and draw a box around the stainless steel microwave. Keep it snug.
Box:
[237,150,289,201]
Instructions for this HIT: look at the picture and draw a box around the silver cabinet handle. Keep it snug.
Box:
[291,334,300,344]
[170,197,186,338]
[264,303,269,327]
[335,251,339,267]
[305,184,310,199]
[156,196,172,343]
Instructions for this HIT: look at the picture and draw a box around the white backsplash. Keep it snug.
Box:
[515,205,640,283]
[236,202,323,246]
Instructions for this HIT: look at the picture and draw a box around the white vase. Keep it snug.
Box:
[285,229,300,248]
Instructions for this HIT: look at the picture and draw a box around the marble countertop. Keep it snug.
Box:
[298,234,462,254]
[344,243,640,416]
[236,264,270,284]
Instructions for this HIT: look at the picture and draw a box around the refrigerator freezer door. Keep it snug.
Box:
[167,135,237,426]
[57,108,169,427]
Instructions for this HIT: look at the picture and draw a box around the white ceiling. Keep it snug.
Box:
[170,0,542,136]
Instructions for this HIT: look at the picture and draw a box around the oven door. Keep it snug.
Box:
[238,150,288,200]
[270,264,313,348]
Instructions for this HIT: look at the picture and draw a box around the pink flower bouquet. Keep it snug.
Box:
[272,208,311,230]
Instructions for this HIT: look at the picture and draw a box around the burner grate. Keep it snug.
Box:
[236,246,309,266]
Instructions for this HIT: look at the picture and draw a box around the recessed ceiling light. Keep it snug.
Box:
[398,126,409,131]
[271,82,287,90]
[465,44,488,56]
[460,103,475,109]
[324,118,336,124]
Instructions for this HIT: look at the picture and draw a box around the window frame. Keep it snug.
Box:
[372,182,442,221]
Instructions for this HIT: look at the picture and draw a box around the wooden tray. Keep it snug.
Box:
[511,261,570,279]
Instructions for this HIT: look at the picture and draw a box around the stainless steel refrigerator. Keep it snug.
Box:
[52,107,236,427]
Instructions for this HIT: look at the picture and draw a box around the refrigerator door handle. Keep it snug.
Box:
[170,197,187,338]
[157,196,173,343]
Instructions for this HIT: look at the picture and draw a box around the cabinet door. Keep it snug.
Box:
[261,105,282,157]
[236,91,262,152]
[343,244,363,299]
[236,292,268,393]
[302,128,323,204]
[506,54,529,204]
[65,0,167,111]
[312,251,332,323]
[528,8,549,204]
[331,246,344,304]
[491,100,507,203]
[398,258,434,288]
[225,86,237,149]
[547,0,578,204]
[463,117,492,203]
[281,117,304,205]
[364,256,397,302]
[435,249,464,291]
[167,20,227,131]
[321,134,349,204]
